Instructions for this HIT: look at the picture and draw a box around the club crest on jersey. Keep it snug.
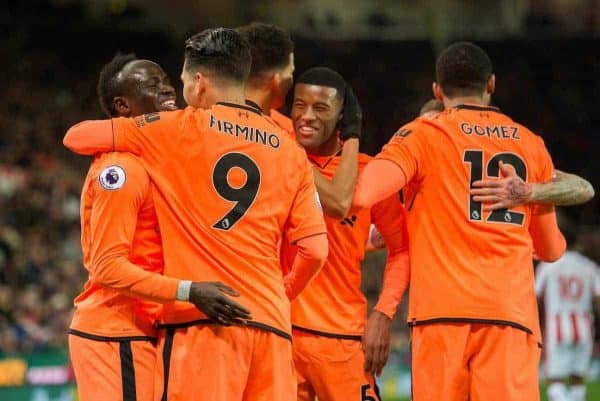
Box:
[99,165,126,190]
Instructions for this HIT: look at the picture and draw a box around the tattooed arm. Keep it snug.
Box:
[471,161,594,210]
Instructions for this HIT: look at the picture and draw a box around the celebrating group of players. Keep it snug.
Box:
[62,22,595,401]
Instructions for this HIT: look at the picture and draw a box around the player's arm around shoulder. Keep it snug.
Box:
[64,108,191,155]
[353,119,429,210]
[471,131,594,209]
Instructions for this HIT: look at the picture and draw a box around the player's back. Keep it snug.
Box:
[391,105,555,339]
[71,152,162,338]
[112,102,324,335]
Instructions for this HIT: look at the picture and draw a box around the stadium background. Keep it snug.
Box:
[0,0,599,400]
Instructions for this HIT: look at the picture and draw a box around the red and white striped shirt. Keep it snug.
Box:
[535,251,600,344]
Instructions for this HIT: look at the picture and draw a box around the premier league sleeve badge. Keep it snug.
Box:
[98,165,126,190]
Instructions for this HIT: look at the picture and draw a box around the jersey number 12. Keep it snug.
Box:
[463,150,527,226]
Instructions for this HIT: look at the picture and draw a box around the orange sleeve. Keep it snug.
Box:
[63,120,116,155]
[354,122,427,209]
[527,134,564,261]
[284,156,327,243]
[370,193,410,318]
[528,205,566,262]
[353,159,406,210]
[64,110,186,156]
[530,135,556,213]
[88,156,180,302]
[283,233,328,300]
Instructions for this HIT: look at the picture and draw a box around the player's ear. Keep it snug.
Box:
[487,74,496,95]
[432,82,443,101]
[113,97,131,116]
[196,72,206,97]
[271,72,281,92]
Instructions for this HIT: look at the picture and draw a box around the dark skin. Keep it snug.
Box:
[292,83,390,376]
[112,59,251,325]
[292,83,360,218]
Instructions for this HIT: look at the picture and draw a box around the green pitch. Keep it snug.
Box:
[386,381,600,401]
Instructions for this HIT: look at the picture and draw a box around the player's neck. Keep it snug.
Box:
[308,136,341,157]
[245,86,273,113]
[212,86,246,106]
[443,96,488,109]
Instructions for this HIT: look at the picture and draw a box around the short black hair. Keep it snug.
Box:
[236,22,294,78]
[184,28,251,84]
[97,53,138,117]
[296,67,346,101]
[435,42,492,97]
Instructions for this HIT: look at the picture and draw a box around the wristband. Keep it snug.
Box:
[176,280,192,301]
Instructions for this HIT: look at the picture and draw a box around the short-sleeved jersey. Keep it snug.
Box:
[283,153,407,336]
[71,152,163,338]
[110,103,325,337]
[536,251,600,344]
[377,105,556,341]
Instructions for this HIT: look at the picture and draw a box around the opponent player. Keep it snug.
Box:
[536,223,600,401]
[68,53,250,401]
[353,42,568,401]
[237,22,362,219]
[281,67,409,401]
[64,28,328,401]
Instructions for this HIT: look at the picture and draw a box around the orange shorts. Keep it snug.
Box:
[411,323,541,401]
[156,324,295,401]
[292,329,380,401]
[68,333,157,401]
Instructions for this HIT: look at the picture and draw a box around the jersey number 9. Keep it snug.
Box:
[212,152,261,231]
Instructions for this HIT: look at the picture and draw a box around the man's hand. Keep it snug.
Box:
[189,282,251,326]
[362,310,392,377]
[338,86,362,140]
[471,161,532,210]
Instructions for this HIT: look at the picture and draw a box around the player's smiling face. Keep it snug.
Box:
[121,60,177,116]
[292,83,342,154]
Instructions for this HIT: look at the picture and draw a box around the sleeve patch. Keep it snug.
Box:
[98,165,127,190]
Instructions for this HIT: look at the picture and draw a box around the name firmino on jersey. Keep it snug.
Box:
[209,115,281,149]
[460,122,520,140]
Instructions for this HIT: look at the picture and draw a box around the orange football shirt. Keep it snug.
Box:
[269,109,295,138]
[376,105,556,341]
[70,152,179,338]
[68,103,326,337]
[283,153,409,336]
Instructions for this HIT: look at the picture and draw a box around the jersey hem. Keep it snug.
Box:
[407,317,533,335]
[68,328,156,342]
[292,325,362,341]
[155,319,292,341]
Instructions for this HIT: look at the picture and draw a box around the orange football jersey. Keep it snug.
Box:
[72,103,326,337]
[377,105,556,341]
[269,109,295,138]
[283,153,408,336]
[70,152,178,338]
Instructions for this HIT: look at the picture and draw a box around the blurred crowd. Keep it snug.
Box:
[0,5,598,356]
